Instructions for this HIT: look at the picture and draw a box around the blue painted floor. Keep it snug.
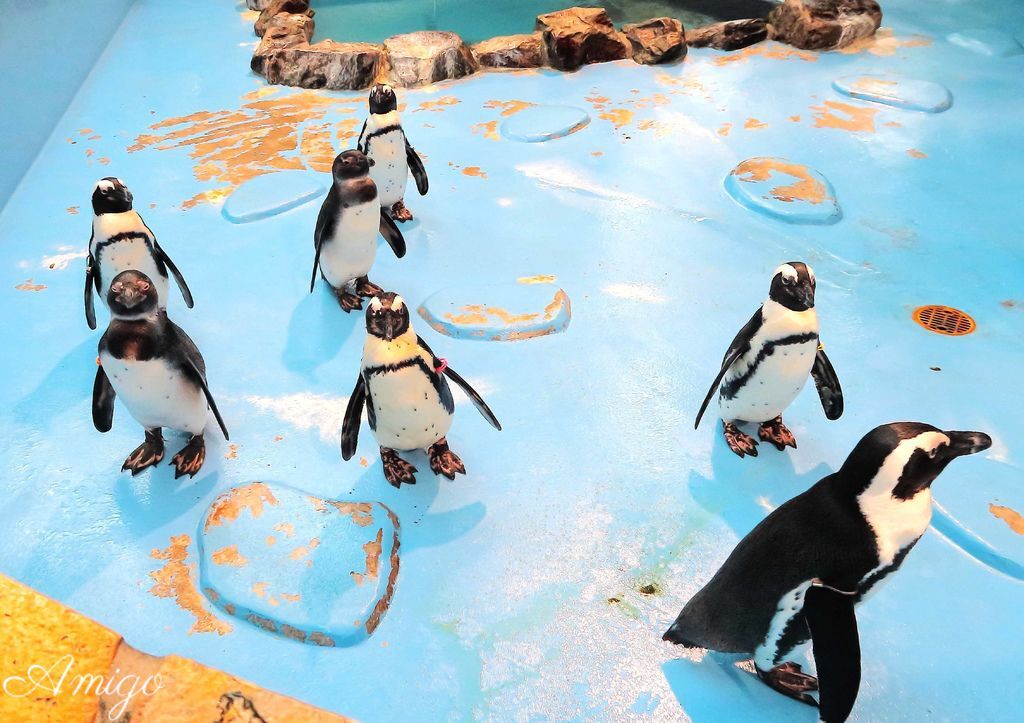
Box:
[1,0,1022,720]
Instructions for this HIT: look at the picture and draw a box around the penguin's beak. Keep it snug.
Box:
[367,158,375,167]
[944,431,992,457]
[118,287,143,309]
[799,284,815,309]
[383,316,395,341]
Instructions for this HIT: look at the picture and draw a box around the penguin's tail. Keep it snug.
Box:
[662,622,699,647]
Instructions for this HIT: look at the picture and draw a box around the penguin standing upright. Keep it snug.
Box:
[92,270,229,478]
[341,292,501,487]
[311,150,406,311]
[663,422,992,722]
[357,84,428,222]
[694,262,843,458]
[85,177,193,329]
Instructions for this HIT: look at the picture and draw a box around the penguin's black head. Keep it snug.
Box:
[841,422,992,500]
[332,150,373,180]
[107,270,159,318]
[92,177,133,215]
[768,262,816,311]
[366,292,410,342]
[368,83,398,114]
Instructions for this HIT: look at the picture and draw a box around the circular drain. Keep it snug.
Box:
[913,305,976,336]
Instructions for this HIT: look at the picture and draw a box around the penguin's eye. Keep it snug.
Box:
[782,276,793,286]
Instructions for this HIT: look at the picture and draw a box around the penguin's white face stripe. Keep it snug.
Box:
[804,263,815,282]
[858,431,949,565]
[773,264,798,283]
[369,297,383,312]
[96,179,115,192]
[392,296,405,311]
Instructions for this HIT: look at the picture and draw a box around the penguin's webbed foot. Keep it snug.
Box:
[723,421,759,458]
[391,201,413,222]
[335,288,363,312]
[122,429,165,475]
[381,447,417,488]
[759,416,797,451]
[756,661,819,707]
[428,437,466,480]
[171,435,206,479]
[355,276,384,299]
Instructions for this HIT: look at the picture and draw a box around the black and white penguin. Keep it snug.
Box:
[664,422,992,722]
[694,262,843,457]
[357,84,428,222]
[311,150,406,311]
[85,177,193,330]
[92,270,229,478]
[340,292,500,487]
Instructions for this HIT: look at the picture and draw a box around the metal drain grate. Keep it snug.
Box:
[913,305,976,336]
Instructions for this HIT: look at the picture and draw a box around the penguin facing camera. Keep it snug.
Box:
[85,177,193,330]
[312,150,406,312]
[695,262,843,457]
[341,292,501,488]
[92,270,229,478]
[664,421,992,722]
[357,83,429,222]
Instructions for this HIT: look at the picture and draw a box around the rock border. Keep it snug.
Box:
[246,2,882,90]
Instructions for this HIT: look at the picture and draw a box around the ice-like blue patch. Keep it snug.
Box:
[724,157,841,225]
[222,171,326,224]
[833,74,953,113]
[418,281,571,341]
[501,105,590,142]
[947,30,1024,57]
[198,482,400,647]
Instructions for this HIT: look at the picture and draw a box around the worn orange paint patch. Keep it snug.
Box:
[351,528,384,587]
[462,166,487,179]
[518,274,557,285]
[745,118,768,130]
[789,115,801,122]
[290,538,321,561]
[471,119,500,141]
[989,504,1024,534]
[838,28,932,56]
[211,545,247,567]
[205,482,279,531]
[446,304,539,326]
[717,122,732,136]
[734,158,830,205]
[811,100,878,133]
[714,43,817,66]
[331,501,376,527]
[484,99,536,116]
[224,443,238,459]
[414,96,459,112]
[79,128,93,135]
[150,535,232,635]
[884,120,903,128]
[66,206,79,214]
[274,521,295,538]
[599,108,633,129]
[252,581,269,599]
[98,157,110,165]
[15,279,46,292]
[266,535,276,546]
[591,151,603,157]
[281,593,301,603]
[907,148,927,159]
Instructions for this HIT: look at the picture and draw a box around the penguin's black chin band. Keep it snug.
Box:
[945,431,992,457]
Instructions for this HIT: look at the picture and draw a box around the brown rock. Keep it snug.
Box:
[535,7,629,71]
[261,41,384,90]
[246,0,274,9]
[472,33,544,69]
[383,31,478,87]
[250,13,314,76]
[255,0,313,38]
[622,17,686,64]
[769,0,882,50]
[686,18,768,51]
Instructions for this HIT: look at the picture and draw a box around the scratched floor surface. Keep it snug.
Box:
[1,0,1022,720]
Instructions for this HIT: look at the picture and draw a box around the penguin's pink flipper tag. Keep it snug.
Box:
[434,358,448,375]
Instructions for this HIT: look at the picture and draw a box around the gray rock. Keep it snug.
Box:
[472,33,544,69]
[254,0,313,38]
[686,19,768,51]
[250,13,314,76]
[769,0,882,50]
[622,17,686,64]
[535,7,629,71]
[261,41,384,90]
[384,31,478,87]
[246,0,273,10]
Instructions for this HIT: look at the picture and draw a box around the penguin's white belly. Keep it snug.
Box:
[100,353,207,434]
[320,202,379,288]
[719,338,818,423]
[367,132,407,207]
[367,366,452,451]
[97,238,169,309]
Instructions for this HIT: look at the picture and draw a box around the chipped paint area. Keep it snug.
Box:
[714,42,818,66]
[205,482,279,532]
[907,148,928,159]
[989,504,1024,534]
[599,109,633,129]
[733,158,830,205]
[462,166,488,179]
[517,274,557,285]
[811,100,878,133]
[414,96,460,112]
[212,544,248,567]
[484,99,536,116]
[838,27,932,56]
[744,118,768,130]
[150,535,232,635]
[471,120,500,141]
[15,279,46,292]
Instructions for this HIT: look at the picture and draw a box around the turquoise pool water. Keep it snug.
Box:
[313,0,778,43]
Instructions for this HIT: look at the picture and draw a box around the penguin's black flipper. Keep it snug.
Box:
[405,138,429,196]
[416,336,498,429]
[341,375,366,461]
[311,195,335,293]
[153,241,194,309]
[84,252,98,330]
[694,307,763,429]
[811,346,844,420]
[804,585,861,723]
[356,120,368,153]
[170,322,229,441]
[379,209,407,258]
[92,363,115,432]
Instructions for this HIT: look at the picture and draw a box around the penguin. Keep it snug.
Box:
[92,270,229,478]
[311,150,406,312]
[357,83,428,222]
[663,422,992,722]
[694,262,843,458]
[340,292,501,487]
[85,177,193,330]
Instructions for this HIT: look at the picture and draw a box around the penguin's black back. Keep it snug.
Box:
[671,474,879,653]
